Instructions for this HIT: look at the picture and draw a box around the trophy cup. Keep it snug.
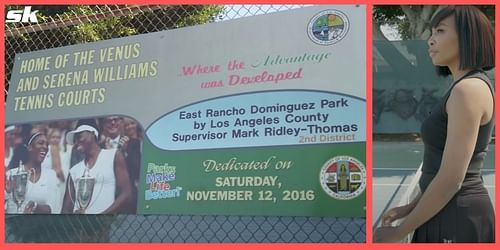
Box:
[5,170,11,211]
[11,161,29,213]
[76,168,95,213]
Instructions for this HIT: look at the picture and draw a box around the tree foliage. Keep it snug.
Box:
[6,5,224,43]
[373,5,494,40]
[4,5,224,99]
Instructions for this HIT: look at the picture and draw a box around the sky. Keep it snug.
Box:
[221,5,402,41]
[380,24,401,41]
[222,4,311,21]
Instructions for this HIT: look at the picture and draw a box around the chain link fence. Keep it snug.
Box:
[4,4,365,243]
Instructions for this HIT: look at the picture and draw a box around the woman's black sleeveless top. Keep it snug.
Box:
[419,70,495,191]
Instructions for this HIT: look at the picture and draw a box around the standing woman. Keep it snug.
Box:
[5,131,60,214]
[374,6,495,243]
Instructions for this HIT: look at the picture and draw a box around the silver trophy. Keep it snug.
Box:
[11,162,29,213]
[76,168,95,213]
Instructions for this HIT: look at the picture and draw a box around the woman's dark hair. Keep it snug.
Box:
[430,5,495,76]
[7,131,43,170]
[8,145,28,170]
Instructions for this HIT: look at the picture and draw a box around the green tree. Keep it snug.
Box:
[373,5,494,77]
[373,5,494,40]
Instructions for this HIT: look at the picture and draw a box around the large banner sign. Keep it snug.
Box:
[5,5,366,217]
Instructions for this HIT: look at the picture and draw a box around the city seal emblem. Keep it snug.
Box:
[319,155,366,200]
[308,9,349,46]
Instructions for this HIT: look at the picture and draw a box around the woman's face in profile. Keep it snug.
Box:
[428,15,459,67]
[5,130,15,146]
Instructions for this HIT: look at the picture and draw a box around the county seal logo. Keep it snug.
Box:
[308,10,349,46]
[319,156,365,200]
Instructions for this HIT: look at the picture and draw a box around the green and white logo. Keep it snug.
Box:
[308,10,349,46]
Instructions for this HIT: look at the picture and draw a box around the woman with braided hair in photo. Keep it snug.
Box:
[5,131,60,214]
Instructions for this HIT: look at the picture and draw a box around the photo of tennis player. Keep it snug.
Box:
[5,116,143,214]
